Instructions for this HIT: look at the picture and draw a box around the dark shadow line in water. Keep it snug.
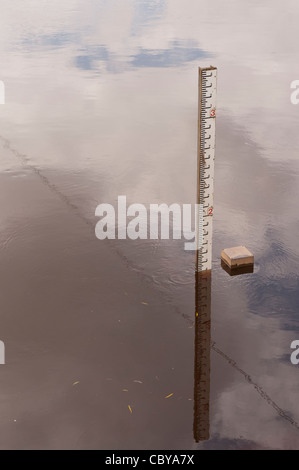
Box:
[0,136,92,229]
[211,342,299,431]
[0,134,189,321]
[1,135,299,434]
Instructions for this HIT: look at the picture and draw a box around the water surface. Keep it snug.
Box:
[0,0,299,450]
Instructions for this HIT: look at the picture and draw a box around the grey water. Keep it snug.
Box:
[0,0,299,450]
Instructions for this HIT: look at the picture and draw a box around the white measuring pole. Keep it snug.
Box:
[196,66,217,272]
[193,67,216,440]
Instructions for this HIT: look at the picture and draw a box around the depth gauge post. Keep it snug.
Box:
[193,66,217,442]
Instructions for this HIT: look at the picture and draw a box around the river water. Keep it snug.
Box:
[0,0,299,450]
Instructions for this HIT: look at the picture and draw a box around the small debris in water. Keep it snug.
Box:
[165,393,173,399]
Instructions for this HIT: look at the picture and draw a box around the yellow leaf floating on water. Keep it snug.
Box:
[165,393,173,399]
[141,302,148,305]
[128,405,133,414]
[73,381,80,386]
[122,389,129,392]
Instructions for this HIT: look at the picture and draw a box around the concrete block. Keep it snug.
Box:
[221,246,254,269]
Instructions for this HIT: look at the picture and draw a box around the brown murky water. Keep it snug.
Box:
[0,0,299,450]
